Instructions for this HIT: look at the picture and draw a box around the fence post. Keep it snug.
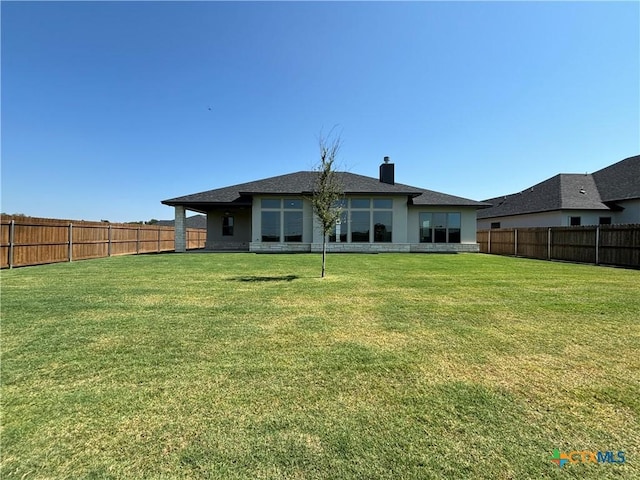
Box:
[547,227,552,260]
[595,226,600,265]
[514,229,518,257]
[488,229,491,254]
[157,227,161,252]
[108,224,112,257]
[8,219,15,269]
[68,223,73,262]
[136,227,140,254]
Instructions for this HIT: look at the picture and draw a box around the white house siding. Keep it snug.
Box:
[302,198,314,243]
[393,197,409,243]
[478,211,565,229]
[460,208,478,243]
[614,199,640,224]
[558,210,616,226]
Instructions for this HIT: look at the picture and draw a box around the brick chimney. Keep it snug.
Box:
[379,156,395,185]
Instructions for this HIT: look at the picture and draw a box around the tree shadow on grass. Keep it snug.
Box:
[228,275,299,283]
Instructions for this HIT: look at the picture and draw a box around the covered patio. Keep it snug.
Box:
[170,204,251,252]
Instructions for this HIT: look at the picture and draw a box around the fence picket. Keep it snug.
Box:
[9,220,15,269]
[68,223,73,262]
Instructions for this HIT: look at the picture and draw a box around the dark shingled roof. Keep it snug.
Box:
[156,214,207,229]
[162,171,489,209]
[592,155,640,202]
[411,190,491,207]
[478,155,639,220]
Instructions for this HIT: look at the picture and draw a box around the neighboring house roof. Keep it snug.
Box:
[592,155,640,203]
[478,155,639,220]
[157,214,207,229]
[478,174,608,219]
[162,171,489,210]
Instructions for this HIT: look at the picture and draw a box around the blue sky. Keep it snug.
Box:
[2,1,638,222]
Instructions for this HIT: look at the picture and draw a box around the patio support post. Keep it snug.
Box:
[175,206,187,252]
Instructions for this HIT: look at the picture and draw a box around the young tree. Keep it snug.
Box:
[312,133,343,278]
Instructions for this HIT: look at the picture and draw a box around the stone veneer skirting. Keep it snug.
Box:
[205,241,250,251]
[249,243,480,253]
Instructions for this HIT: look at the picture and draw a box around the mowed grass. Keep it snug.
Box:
[1,253,639,479]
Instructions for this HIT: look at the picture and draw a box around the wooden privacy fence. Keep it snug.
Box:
[477,224,640,268]
[1,216,206,269]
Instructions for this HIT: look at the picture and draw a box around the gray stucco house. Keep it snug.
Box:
[477,155,640,229]
[162,158,490,253]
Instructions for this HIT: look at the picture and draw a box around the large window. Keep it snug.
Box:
[261,211,280,242]
[261,198,303,242]
[373,199,393,209]
[351,211,370,242]
[373,211,392,242]
[284,199,303,209]
[419,214,432,243]
[351,198,370,209]
[433,213,447,243]
[328,198,393,243]
[373,199,392,243]
[262,199,281,209]
[448,213,461,243]
[419,212,461,243]
[284,211,303,241]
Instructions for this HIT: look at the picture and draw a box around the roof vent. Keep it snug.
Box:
[579,187,586,194]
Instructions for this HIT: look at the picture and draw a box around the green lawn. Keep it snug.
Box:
[1,253,639,479]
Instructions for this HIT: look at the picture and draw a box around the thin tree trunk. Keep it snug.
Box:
[321,238,327,278]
